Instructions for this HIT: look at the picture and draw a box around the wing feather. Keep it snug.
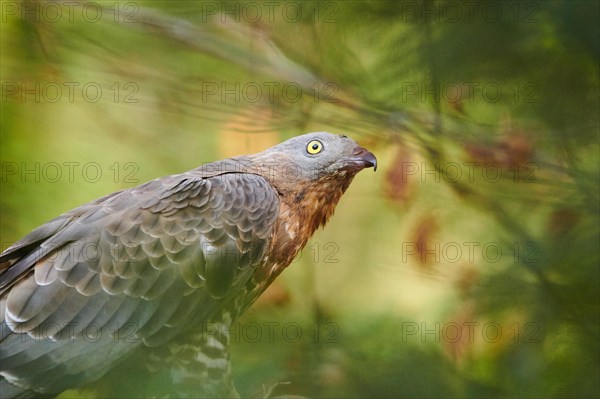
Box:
[0,169,280,396]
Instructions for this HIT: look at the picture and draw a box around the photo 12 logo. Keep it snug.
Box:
[198,1,339,23]
[400,161,539,184]
[1,162,140,184]
[400,241,540,265]
[401,321,540,344]
[400,81,539,105]
[200,81,338,104]
[1,82,139,104]
[201,321,340,344]
[398,1,539,24]
[1,1,139,24]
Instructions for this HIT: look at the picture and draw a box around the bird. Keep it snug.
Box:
[0,132,377,398]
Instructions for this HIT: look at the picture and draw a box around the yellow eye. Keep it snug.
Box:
[306,140,323,154]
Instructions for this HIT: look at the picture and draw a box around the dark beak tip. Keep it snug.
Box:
[353,146,378,172]
[370,154,378,172]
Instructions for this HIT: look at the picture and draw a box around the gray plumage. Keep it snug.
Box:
[0,132,377,397]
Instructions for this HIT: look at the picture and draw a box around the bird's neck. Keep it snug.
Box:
[267,173,356,271]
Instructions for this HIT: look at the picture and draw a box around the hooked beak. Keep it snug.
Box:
[349,146,378,172]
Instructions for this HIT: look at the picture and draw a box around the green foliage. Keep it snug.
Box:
[1,1,598,397]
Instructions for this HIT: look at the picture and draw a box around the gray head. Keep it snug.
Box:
[250,132,377,184]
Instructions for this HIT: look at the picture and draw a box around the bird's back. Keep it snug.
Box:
[0,168,280,397]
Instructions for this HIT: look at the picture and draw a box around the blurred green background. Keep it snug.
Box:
[1,1,598,398]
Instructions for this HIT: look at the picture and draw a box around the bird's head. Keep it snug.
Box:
[244,131,377,248]
[248,132,377,189]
